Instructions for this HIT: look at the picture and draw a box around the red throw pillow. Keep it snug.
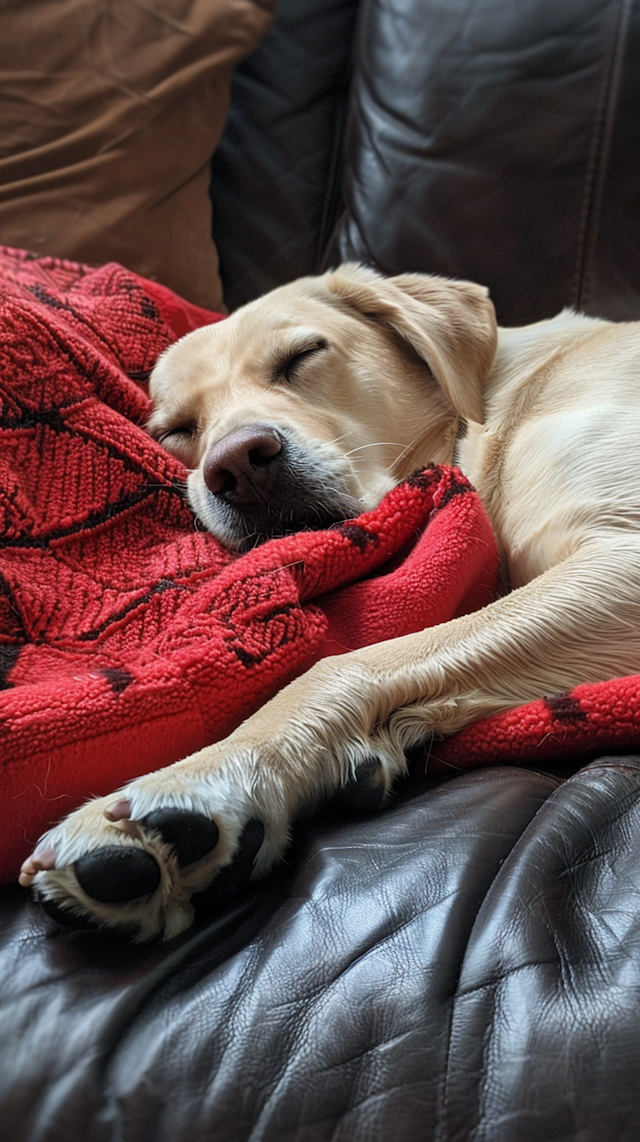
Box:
[0,0,275,310]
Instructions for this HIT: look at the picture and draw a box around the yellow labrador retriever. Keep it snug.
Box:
[20,264,640,940]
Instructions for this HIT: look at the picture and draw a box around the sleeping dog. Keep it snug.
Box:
[19,263,640,940]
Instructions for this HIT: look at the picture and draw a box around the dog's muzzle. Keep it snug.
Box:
[192,423,362,550]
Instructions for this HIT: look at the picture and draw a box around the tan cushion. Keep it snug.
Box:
[0,0,275,309]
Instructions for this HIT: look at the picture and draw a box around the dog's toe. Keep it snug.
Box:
[328,756,388,815]
[141,808,220,867]
[193,819,264,912]
[74,845,161,903]
[18,846,57,887]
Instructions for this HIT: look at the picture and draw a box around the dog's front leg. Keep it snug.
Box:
[19,655,405,941]
[366,537,640,750]
[22,542,640,939]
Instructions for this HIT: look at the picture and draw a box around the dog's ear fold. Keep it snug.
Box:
[325,263,497,424]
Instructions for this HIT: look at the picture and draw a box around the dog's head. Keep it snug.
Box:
[149,264,497,550]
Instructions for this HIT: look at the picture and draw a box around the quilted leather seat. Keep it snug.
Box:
[3,2,640,1139]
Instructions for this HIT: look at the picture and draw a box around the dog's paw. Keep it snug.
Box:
[18,743,295,941]
[19,746,398,942]
[19,659,410,941]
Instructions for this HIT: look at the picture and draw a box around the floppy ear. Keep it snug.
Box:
[325,263,498,424]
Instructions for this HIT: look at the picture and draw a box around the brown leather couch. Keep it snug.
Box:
[3,2,640,1139]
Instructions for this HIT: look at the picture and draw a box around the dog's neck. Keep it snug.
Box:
[455,308,610,567]
[459,310,607,470]
[484,309,605,421]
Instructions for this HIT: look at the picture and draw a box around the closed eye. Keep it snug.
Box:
[152,421,198,450]
[274,338,329,384]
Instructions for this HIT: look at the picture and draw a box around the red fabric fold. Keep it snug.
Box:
[431,676,640,774]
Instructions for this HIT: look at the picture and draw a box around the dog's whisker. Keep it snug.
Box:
[342,441,404,459]
[390,431,426,469]
[323,431,354,449]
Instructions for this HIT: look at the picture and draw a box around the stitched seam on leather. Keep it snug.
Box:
[317,99,349,271]
[573,0,632,311]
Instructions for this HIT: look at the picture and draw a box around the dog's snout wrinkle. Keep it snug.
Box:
[203,424,283,497]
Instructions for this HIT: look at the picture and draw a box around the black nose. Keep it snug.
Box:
[203,425,283,499]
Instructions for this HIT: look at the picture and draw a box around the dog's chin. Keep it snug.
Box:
[188,483,364,553]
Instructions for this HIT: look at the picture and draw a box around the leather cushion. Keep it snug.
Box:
[3,760,640,1140]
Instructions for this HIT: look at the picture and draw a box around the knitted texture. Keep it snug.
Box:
[0,247,498,880]
[432,678,640,774]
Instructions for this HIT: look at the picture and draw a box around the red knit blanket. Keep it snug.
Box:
[1,247,637,885]
[0,247,498,881]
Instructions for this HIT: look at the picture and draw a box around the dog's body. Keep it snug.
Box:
[20,264,640,941]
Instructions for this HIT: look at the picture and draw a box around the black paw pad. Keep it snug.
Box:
[193,820,265,915]
[327,757,388,815]
[142,808,219,867]
[75,846,161,903]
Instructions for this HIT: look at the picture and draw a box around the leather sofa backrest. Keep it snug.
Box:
[210,0,359,311]
[214,0,640,326]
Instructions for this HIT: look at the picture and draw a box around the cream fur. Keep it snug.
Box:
[21,265,640,940]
